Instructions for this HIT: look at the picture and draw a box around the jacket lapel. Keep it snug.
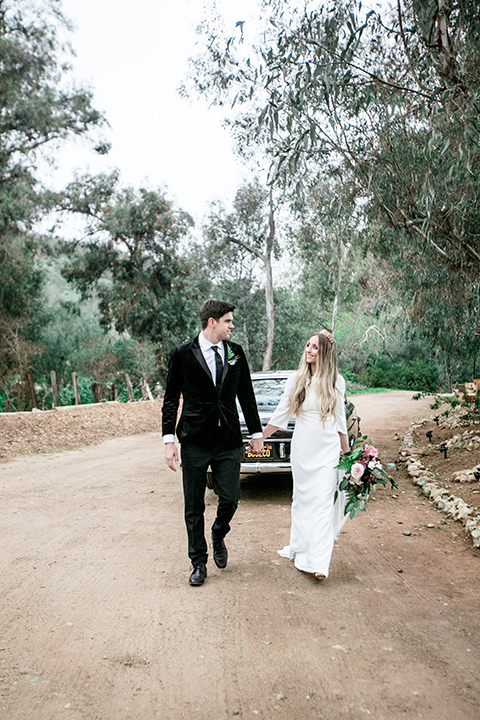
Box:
[191,336,214,383]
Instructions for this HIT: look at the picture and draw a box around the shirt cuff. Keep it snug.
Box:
[163,434,176,444]
[251,432,263,440]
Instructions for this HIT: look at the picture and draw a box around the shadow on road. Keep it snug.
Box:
[240,472,293,503]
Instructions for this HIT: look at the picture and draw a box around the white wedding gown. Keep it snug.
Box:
[269,373,348,577]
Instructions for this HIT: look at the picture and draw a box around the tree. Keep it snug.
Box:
[56,173,198,372]
[290,176,361,333]
[203,180,279,370]
[192,0,480,382]
[0,0,104,233]
[0,0,105,401]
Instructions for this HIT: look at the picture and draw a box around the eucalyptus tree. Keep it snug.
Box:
[203,179,279,369]
[191,0,480,382]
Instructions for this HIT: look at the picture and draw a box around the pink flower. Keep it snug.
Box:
[351,463,365,481]
[364,444,378,458]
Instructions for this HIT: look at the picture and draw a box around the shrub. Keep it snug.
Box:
[358,357,439,392]
[59,376,95,406]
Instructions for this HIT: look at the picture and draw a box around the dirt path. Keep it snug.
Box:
[1,392,479,720]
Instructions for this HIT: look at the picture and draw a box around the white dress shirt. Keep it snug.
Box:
[198,332,225,385]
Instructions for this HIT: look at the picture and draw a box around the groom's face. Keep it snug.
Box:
[212,312,234,341]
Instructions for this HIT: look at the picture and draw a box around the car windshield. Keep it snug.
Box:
[252,378,288,409]
[236,374,293,424]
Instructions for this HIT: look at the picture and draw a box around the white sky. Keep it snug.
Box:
[53,0,263,220]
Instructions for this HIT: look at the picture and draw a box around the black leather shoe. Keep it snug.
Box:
[189,563,207,586]
[212,536,228,569]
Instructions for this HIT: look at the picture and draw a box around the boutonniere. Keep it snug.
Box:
[226,345,240,366]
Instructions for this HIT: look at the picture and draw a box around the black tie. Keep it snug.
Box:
[212,345,223,390]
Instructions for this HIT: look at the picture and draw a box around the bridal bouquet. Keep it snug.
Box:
[335,437,398,519]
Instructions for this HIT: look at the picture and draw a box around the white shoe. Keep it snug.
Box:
[277,546,294,560]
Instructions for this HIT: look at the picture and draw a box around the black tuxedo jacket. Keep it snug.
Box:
[162,336,262,449]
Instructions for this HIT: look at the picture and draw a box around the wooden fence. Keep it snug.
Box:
[2,372,155,412]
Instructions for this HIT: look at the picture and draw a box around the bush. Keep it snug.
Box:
[401,358,440,393]
[59,376,95,406]
[358,357,439,392]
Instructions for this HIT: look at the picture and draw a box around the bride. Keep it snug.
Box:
[262,330,350,580]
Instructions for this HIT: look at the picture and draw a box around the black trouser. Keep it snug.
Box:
[180,440,242,566]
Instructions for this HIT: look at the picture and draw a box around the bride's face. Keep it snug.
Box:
[305,336,319,366]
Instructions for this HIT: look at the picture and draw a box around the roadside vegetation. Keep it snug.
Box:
[1,1,478,411]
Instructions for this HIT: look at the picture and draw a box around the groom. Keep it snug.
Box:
[162,299,264,586]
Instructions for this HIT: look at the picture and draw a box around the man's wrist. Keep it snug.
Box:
[163,434,175,444]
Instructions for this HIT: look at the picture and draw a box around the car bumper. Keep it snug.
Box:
[240,461,292,474]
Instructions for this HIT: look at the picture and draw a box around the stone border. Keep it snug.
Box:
[399,415,480,548]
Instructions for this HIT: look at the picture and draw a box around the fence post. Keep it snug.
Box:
[125,374,135,402]
[142,377,154,401]
[26,372,38,410]
[51,370,59,408]
[111,383,118,401]
[72,372,81,405]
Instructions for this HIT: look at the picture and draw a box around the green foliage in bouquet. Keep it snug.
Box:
[335,436,398,519]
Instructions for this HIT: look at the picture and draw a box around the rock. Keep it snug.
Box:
[451,471,466,482]
[422,482,437,497]
[403,530,412,536]
[415,477,428,487]
[455,504,472,521]
[407,461,425,478]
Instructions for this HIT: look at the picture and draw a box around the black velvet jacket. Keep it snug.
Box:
[161,336,262,449]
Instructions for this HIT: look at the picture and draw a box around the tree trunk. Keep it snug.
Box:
[331,240,348,333]
[125,374,135,402]
[142,377,154,401]
[26,372,37,410]
[263,257,274,370]
[51,370,59,408]
[262,189,275,371]
[445,355,452,392]
[92,382,102,403]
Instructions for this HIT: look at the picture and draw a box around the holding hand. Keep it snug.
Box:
[247,437,264,456]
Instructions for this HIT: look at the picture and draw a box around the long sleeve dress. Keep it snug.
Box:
[268,372,348,577]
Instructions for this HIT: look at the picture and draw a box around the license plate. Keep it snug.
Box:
[245,445,272,459]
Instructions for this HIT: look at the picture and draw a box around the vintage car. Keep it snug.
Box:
[238,370,361,477]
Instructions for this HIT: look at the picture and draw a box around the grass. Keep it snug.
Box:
[346,386,401,395]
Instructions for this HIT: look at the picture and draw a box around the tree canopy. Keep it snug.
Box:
[188,0,480,380]
[0,0,105,395]
[57,173,198,368]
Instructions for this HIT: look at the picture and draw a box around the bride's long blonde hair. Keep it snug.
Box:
[289,332,338,422]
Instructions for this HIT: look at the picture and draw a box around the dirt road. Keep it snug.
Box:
[1,392,478,720]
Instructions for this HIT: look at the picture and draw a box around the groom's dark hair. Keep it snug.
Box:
[200,299,235,329]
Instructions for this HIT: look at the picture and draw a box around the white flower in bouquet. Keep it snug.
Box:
[350,462,365,483]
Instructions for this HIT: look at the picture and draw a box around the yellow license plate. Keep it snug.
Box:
[246,446,272,458]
